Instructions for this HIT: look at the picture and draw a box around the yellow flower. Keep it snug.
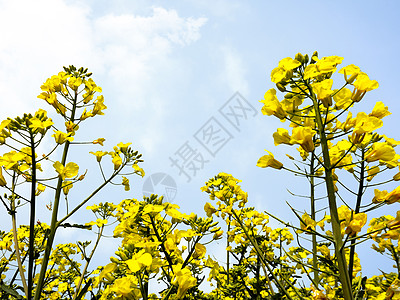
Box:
[80,108,93,120]
[0,151,26,170]
[86,218,108,228]
[93,138,105,146]
[204,202,217,217]
[67,76,83,91]
[273,128,292,146]
[257,151,283,169]
[122,176,130,191]
[299,213,316,232]
[110,276,134,297]
[143,204,164,216]
[117,142,132,153]
[35,183,46,195]
[0,119,11,141]
[270,57,301,83]
[271,67,287,84]
[173,266,197,299]
[92,95,107,116]
[352,73,379,101]
[133,164,145,177]
[260,89,287,120]
[52,130,73,144]
[315,55,343,72]
[89,151,108,163]
[94,263,116,287]
[37,92,67,115]
[29,117,54,133]
[111,155,122,170]
[279,57,302,70]
[65,121,79,135]
[366,165,380,182]
[372,189,388,203]
[193,243,206,259]
[351,112,383,144]
[290,126,316,152]
[345,213,367,236]
[365,142,395,162]
[62,181,73,195]
[384,186,400,204]
[126,252,152,273]
[339,64,361,84]
[304,55,343,79]
[53,161,79,180]
[333,87,353,109]
[369,101,391,119]
[312,79,334,107]
[382,135,400,147]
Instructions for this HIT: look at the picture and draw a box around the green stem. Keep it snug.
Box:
[10,173,28,297]
[229,208,293,299]
[72,225,104,300]
[138,272,148,300]
[311,94,354,300]
[27,127,37,300]
[149,215,173,282]
[390,245,400,279]
[34,91,78,300]
[227,215,231,286]
[310,150,320,287]
[348,149,365,282]
[57,169,121,227]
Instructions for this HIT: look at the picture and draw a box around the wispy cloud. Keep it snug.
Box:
[219,46,249,95]
[0,1,207,120]
[0,1,207,157]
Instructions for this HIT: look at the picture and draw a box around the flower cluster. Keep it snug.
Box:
[257,52,400,299]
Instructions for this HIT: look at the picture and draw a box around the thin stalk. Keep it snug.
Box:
[310,149,320,286]
[72,225,104,300]
[27,127,37,300]
[348,149,365,281]
[229,208,294,299]
[57,169,122,226]
[149,215,173,281]
[390,245,400,278]
[227,215,231,285]
[10,173,28,297]
[138,272,148,300]
[311,93,354,300]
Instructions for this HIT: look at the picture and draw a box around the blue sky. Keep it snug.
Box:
[1,0,400,284]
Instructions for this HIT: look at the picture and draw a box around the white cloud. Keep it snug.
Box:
[219,46,249,95]
[0,0,93,119]
[0,1,207,158]
[0,1,207,120]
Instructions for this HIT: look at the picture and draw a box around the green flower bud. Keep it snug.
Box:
[295,53,304,63]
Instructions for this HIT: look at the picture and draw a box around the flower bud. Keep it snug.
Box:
[276,83,286,92]
[295,53,304,64]
[304,54,309,64]
[312,51,318,61]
